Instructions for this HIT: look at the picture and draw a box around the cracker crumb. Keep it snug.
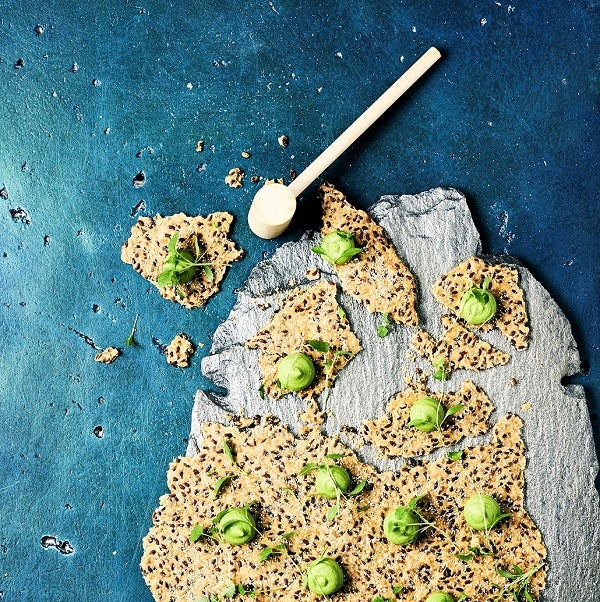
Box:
[94,347,120,364]
[510,377,519,387]
[195,140,204,152]
[305,267,320,280]
[241,150,251,159]
[165,333,195,368]
[277,135,289,148]
[521,402,532,411]
[225,167,245,188]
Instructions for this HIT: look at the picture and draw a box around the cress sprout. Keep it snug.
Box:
[312,230,363,265]
[463,493,511,531]
[157,232,217,289]
[305,557,344,596]
[277,352,315,391]
[216,506,257,545]
[425,593,455,602]
[459,276,497,325]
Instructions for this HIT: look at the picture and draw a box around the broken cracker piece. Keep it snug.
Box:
[432,256,529,349]
[319,183,418,327]
[166,333,195,368]
[412,314,511,375]
[363,379,494,458]
[225,167,244,188]
[121,213,243,309]
[246,280,361,400]
[94,347,120,364]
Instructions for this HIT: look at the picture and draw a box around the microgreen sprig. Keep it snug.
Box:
[492,563,544,602]
[125,313,140,347]
[157,232,224,289]
[377,312,391,338]
[258,530,296,563]
[306,339,355,403]
[300,453,367,522]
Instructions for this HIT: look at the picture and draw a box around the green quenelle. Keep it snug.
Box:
[312,230,362,265]
[277,352,315,391]
[217,507,257,545]
[425,592,455,602]
[314,465,351,499]
[463,493,510,531]
[305,557,344,595]
[383,505,421,545]
[459,277,497,325]
[407,396,445,432]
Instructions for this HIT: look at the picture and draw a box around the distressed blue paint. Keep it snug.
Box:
[0,0,598,599]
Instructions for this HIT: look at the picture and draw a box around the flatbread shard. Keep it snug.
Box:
[412,314,511,374]
[245,280,361,400]
[121,212,243,309]
[140,409,546,602]
[363,379,494,458]
[432,256,529,349]
[319,183,418,326]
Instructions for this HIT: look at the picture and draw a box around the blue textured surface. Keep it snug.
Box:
[0,1,598,600]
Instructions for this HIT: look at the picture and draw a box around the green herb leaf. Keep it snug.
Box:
[258,382,265,399]
[392,586,405,595]
[457,594,468,601]
[299,463,319,476]
[125,313,140,347]
[222,438,236,464]
[258,546,275,562]
[326,453,346,460]
[347,479,367,496]
[447,450,464,461]
[189,524,206,542]
[222,582,236,598]
[307,339,330,353]
[213,475,233,498]
[203,264,214,282]
[337,307,347,320]
[446,403,465,417]
[326,504,339,521]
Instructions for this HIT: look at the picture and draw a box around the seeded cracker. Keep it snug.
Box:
[432,256,529,349]
[245,280,361,400]
[319,183,418,326]
[140,408,546,601]
[412,314,511,375]
[363,379,494,458]
[121,213,243,309]
[165,333,195,368]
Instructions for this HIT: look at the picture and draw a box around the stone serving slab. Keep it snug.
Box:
[188,187,600,601]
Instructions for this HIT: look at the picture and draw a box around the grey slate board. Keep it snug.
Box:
[189,187,600,601]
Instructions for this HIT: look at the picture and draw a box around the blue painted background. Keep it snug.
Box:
[1,1,598,599]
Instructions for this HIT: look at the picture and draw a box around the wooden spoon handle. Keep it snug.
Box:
[288,47,442,197]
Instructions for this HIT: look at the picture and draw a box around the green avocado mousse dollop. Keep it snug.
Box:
[463,493,511,531]
[314,465,351,499]
[383,505,421,545]
[277,352,316,391]
[217,507,257,545]
[459,276,497,325]
[305,557,344,595]
[425,593,455,602]
[312,230,363,265]
[407,396,445,432]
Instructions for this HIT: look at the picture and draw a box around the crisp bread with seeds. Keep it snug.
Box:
[432,256,529,349]
[121,212,243,309]
[140,407,546,601]
[245,280,361,400]
[363,379,495,458]
[319,183,418,326]
[412,314,511,374]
